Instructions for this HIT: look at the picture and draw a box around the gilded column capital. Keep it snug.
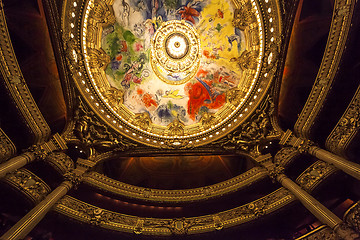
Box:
[63,171,83,187]
[280,130,314,154]
[255,153,284,182]
[62,158,96,187]
[25,133,68,161]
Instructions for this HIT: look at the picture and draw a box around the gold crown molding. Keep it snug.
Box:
[1,168,51,204]
[61,0,283,149]
[0,128,16,163]
[295,225,337,240]
[344,201,360,233]
[83,167,267,203]
[45,152,75,175]
[54,187,294,235]
[326,84,360,157]
[296,161,338,193]
[294,0,356,139]
[0,1,51,144]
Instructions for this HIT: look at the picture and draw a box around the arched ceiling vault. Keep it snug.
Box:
[0,0,360,239]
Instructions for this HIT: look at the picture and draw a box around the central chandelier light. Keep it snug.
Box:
[150,20,201,85]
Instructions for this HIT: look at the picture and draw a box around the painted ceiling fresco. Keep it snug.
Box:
[101,0,246,126]
[67,0,276,147]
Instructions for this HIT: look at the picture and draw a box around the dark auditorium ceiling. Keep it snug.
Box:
[0,0,360,239]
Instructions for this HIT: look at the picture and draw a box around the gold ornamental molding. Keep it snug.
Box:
[1,168,51,204]
[326,84,360,157]
[0,128,16,162]
[296,161,338,193]
[54,187,294,236]
[0,1,51,143]
[294,0,355,139]
[83,167,267,203]
[62,0,283,149]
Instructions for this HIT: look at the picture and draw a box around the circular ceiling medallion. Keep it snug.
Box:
[151,20,201,85]
[64,0,282,148]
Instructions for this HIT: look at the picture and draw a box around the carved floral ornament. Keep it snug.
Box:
[62,0,282,148]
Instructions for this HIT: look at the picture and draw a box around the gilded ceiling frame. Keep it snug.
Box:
[294,0,356,139]
[61,0,283,149]
[0,1,51,144]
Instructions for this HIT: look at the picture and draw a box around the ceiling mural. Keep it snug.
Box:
[102,0,245,127]
[63,0,281,148]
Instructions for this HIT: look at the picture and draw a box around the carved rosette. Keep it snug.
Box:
[3,169,51,204]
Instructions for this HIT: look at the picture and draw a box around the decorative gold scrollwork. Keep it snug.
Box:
[104,87,124,107]
[133,112,152,131]
[167,118,185,136]
[88,48,111,70]
[235,50,259,70]
[233,2,256,30]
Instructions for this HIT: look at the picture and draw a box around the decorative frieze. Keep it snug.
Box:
[2,168,51,204]
[296,161,338,192]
